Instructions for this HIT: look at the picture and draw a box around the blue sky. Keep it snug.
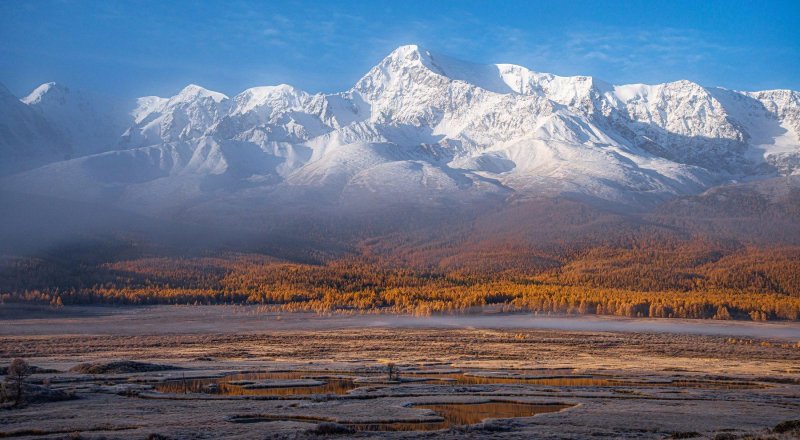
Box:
[1,0,798,99]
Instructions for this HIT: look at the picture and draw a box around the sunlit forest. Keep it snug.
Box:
[2,241,798,321]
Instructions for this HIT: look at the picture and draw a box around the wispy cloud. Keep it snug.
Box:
[450,24,751,86]
[2,1,795,97]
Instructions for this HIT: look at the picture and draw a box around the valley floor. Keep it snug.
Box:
[1,305,799,439]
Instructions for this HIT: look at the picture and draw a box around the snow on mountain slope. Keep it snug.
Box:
[2,44,799,218]
[214,85,348,144]
[2,136,291,216]
[132,96,169,124]
[0,82,66,174]
[121,84,230,147]
[743,89,800,175]
[0,82,133,175]
[601,81,750,170]
[22,82,130,158]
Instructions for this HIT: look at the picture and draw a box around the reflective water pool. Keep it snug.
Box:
[227,401,575,431]
[154,371,359,395]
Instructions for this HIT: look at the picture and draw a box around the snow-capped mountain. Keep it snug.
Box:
[22,82,130,157]
[2,45,799,219]
[0,81,130,174]
[0,82,66,175]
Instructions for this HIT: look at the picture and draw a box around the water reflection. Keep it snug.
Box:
[352,402,572,431]
[411,373,758,389]
[228,401,574,431]
[154,371,359,396]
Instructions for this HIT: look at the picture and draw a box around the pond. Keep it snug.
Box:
[227,401,575,431]
[154,371,360,396]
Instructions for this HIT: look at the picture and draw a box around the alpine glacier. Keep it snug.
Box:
[1,45,799,218]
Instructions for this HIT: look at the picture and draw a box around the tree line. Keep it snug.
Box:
[2,252,798,321]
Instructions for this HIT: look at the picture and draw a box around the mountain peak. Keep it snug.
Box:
[22,82,69,105]
[384,44,456,75]
[174,84,228,103]
[236,84,306,104]
[387,44,425,58]
[358,44,525,95]
[233,84,309,114]
[241,83,301,95]
[369,44,436,74]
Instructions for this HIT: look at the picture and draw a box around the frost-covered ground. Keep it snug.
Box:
[1,306,799,439]
[3,305,800,339]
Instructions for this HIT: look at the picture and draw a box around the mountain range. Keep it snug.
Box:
[1,45,799,233]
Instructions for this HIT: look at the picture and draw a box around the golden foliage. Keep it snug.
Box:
[2,250,799,321]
